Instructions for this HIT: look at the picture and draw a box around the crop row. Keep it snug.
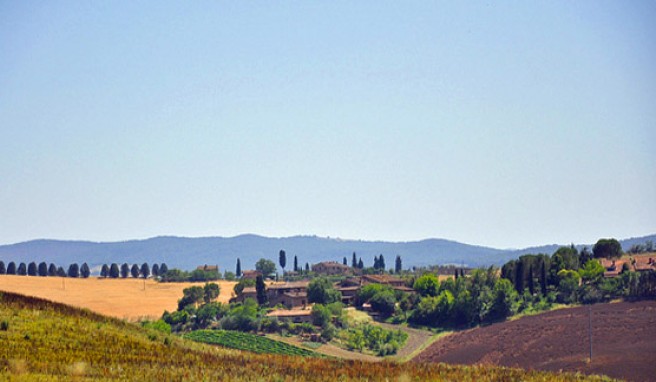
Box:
[184,330,321,357]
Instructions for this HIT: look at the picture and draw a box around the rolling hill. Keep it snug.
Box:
[0,291,603,381]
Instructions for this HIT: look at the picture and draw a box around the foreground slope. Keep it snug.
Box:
[0,291,609,381]
[413,300,656,382]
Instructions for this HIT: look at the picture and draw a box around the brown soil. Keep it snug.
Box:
[413,300,656,382]
[0,275,236,321]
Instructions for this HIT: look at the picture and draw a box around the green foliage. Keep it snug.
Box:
[593,238,623,259]
[255,275,268,305]
[413,273,440,297]
[344,323,407,356]
[80,263,90,278]
[131,264,140,278]
[203,283,221,304]
[234,278,256,295]
[141,319,172,334]
[578,259,605,283]
[369,290,396,316]
[185,330,321,357]
[109,263,120,278]
[487,279,518,321]
[307,277,341,304]
[556,270,580,304]
[141,263,150,278]
[178,286,204,310]
[67,263,79,278]
[255,258,277,277]
[311,304,331,327]
[356,283,392,306]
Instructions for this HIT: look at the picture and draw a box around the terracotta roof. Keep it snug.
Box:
[268,281,310,290]
[363,274,405,284]
[266,309,312,318]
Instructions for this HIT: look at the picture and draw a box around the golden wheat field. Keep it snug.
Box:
[0,275,236,321]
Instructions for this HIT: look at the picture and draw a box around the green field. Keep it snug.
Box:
[185,329,322,357]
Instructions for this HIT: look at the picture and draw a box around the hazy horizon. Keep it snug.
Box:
[2,2,654,249]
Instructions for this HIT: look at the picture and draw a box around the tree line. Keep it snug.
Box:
[0,261,91,278]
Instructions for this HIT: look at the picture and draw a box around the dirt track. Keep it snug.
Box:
[413,300,656,382]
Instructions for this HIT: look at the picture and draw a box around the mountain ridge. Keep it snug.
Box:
[0,234,654,272]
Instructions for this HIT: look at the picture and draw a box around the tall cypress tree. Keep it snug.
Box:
[540,260,548,295]
[395,255,402,274]
[352,252,357,268]
[379,255,385,271]
[293,255,298,272]
[514,260,524,293]
[236,258,242,277]
[255,275,267,306]
[358,258,364,269]
[279,250,286,273]
[527,265,535,295]
[0,261,5,274]
[343,257,347,266]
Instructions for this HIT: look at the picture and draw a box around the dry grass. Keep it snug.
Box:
[0,275,236,321]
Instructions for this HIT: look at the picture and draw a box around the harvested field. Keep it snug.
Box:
[0,275,235,321]
[413,300,656,382]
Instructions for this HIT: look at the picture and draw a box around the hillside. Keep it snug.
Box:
[413,300,656,382]
[0,291,606,381]
[1,233,653,272]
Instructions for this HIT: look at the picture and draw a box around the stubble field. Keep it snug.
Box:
[0,275,236,321]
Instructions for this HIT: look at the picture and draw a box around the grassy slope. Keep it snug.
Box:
[0,291,612,381]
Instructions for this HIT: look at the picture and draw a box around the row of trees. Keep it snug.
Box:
[0,261,91,278]
[97,263,165,279]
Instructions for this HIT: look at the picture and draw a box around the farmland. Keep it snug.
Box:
[0,274,236,321]
[185,329,322,357]
[413,300,656,382]
[0,290,610,381]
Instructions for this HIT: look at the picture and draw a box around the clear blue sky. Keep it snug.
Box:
[1,2,654,248]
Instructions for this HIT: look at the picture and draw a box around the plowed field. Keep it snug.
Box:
[413,300,656,382]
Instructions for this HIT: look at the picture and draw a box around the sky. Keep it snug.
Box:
[1,2,654,249]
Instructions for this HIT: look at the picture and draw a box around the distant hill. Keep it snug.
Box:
[0,234,654,273]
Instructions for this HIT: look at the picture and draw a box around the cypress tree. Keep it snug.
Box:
[130,264,140,278]
[528,265,535,295]
[120,263,129,278]
[141,263,150,278]
[454,268,459,280]
[67,263,79,278]
[159,263,168,275]
[352,252,357,268]
[343,257,347,266]
[305,262,309,272]
[279,250,286,273]
[540,260,548,295]
[100,264,109,278]
[236,258,242,277]
[514,260,524,293]
[7,262,16,275]
[38,262,48,276]
[27,262,37,276]
[255,275,267,305]
[17,263,27,275]
[151,263,160,277]
[294,255,298,272]
[80,263,90,278]
[358,258,364,269]
[379,255,385,271]
[109,263,120,278]
[395,255,402,274]
[0,261,5,274]
[48,263,57,276]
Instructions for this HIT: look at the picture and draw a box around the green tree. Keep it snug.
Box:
[27,262,37,276]
[579,246,593,267]
[593,238,623,259]
[413,274,440,297]
[279,250,286,274]
[311,304,331,327]
[130,264,140,278]
[110,263,120,278]
[100,264,109,278]
[294,255,298,272]
[308,277,341,304]
[233,278,255,295]
[48,263,57,276]
[151,263,160,277]
[379,254,385,271]
[141,263,150,279]
[203,283,220,304]
[352,252,357,268]
[395,255,402,274]
[223,270,236,281]
[556,269,580,304]
[343,257,347,266]
[357,258,364,269]
[80,263,90,278]
[236,258,241,277]
[120,263,129,278]
[0,261,5,274]
[67,263,79,278]
[159,263,168,275]
[255,275,268,305]
[7,262,16,275]
[369,290,396,316]
[38,262,48,277]
[578,259,605,284]
[487,278,518,321]
[255,258,276,278]
[178,286,204,310]
[56,266,66,277]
